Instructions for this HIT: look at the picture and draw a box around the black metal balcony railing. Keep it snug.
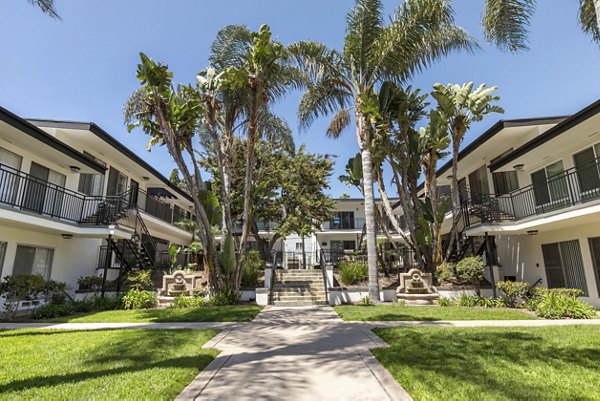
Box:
[464,157,600,227]
[321,218,366,230]
[0,163,130,225]
[0,163,189,230]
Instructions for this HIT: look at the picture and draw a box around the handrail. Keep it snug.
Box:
[134,208,157,266]
[463,157,600,227]
[319,249,329,302]
[321,217,366,230]
[268,250,278,305]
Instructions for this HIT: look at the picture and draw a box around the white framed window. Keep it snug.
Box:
[13,245,54,280]
[295,243,303,251]
[78,152,106,196]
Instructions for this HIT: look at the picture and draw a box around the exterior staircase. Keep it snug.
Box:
[272,270,327,306]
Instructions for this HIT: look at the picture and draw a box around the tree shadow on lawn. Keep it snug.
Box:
[356,313,441,321]
[372,328,600,400]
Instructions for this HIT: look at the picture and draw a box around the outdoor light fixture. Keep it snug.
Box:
[446,175,453,179]
[527,230,539,236]
[142,176,150,181]
[69,166,81,173]
[513,164,524,171]
[61,234,73,239]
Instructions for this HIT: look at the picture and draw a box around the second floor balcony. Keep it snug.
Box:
[321,217,366,231]
[463,156,600,227]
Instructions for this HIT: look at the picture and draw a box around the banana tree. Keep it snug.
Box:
[292,0,476,301]
[431,82,503,260]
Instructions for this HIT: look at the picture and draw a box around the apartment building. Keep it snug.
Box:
[434,99,600,307]
[0,106,195,297]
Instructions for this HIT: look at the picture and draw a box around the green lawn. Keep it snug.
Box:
[373,325,600,400]
[334,305,535,321]
[39,305,263,323]
[0,329,219,400]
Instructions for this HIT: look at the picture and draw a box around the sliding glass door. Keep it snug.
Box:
[531,161,569,211]
[0,147,23,204]
[573,144,600,201]
[23,162,66,215]
[541,240,588,295]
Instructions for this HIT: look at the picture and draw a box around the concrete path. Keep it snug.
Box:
[176,306,412,401]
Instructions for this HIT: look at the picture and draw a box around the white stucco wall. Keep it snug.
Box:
[495,222,600,307]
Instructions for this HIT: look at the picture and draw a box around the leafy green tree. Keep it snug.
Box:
[292,0,476,300]
[125,53,221,293]
[431,82,503,260]
[482,0,599,52]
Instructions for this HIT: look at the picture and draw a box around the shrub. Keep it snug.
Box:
[0,274,47,321]
[496,281,530,308]
[529,288,596,319]
[43,279,70,305]
[31,303,74,319]
[456,294,504,308]
[455,257,485,287]
[436,262,456,283]
[192,289,208,298]
[209,287,241,306]
[359,296,372,306]
[121,289,155,309]
[241,252,263,288]
[438,297,451,307]
[77,276,104,291]
[338,261,368,285]
[171,296,205,308]
[457,293,480,307]
[125,270,154,290]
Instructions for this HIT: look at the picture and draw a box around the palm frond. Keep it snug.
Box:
[297,80,352,131]
[27,0,60,18]
[258,111,295,152]
[372,0,478,84]
[482,0,536,52]
[327,109,352,138]
[344,0,384,80]
[578,0,600,44]
[209,25,253,69]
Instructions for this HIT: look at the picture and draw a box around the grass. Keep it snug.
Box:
[0,329,219,400]
[334,305,535,321]
[373,325,600,400]
[39,305,263,323]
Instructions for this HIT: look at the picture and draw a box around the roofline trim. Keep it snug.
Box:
[489,98,600,171]
[27,119,193,202]
[0,107,106,174]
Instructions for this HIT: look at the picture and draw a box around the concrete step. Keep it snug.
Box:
[273,290,326,297]
[273,284,324,290]
[273,300,328,306]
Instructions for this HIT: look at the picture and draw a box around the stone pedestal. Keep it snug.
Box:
[396,268,440,305]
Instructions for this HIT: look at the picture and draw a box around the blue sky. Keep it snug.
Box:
[1,0,599,197]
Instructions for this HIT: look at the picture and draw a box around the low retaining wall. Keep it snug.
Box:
[437,286,494,299]
[328,287,397,305]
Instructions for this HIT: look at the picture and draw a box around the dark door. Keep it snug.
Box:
[129,179,139,208]
[24,162,49,213]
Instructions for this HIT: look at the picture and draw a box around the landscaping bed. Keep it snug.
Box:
[37,305,263,323]
[334,305,536,321]
[372,325,600,400]
[0,329,219,400]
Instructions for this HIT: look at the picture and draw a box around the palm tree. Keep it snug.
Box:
[292,0,476,301]
[482,0,599,52]
[212,24,304,289]
[431,82,503,260]
[27,0,60,18]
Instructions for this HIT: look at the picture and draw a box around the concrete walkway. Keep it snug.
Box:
[176,306,412,401]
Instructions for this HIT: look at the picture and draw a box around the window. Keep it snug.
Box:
[0,241,7,277]
[0,147,23,204]
[541,240,588,295]
[24,162,66,215]
[13,245,54,280]
[332,211,355,229]
[331,240,356,251]
[493,171,519,195]
[106,167,128,196]
[295,243,303,251]
[573,144,600,198]
[587,237,600,296]
[468,165,490,203]
[531,161,568,207]
[78,152,106,196]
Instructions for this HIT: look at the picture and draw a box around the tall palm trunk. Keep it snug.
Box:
[237,86,261,290]
[595,0,600,38]
[356,112,380,301]
[446,138,461,261]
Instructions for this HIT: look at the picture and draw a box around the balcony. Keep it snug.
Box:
[321,218,366,231]
[0,163,129,225]
[463,157,600,227]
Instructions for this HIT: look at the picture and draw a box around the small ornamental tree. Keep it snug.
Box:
[0,274,46,321]
[456,256,485,294]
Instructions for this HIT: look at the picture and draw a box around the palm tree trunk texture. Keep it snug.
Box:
[595,0,600,37]
[446,139,461,261]
[357,113,380,301]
